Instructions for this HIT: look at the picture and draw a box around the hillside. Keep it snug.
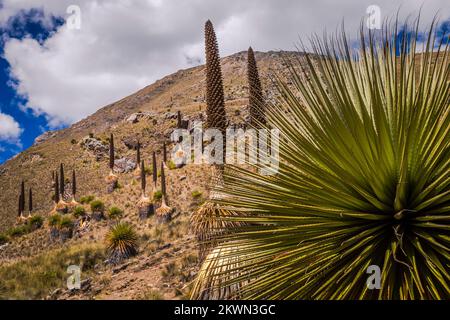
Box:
[0,50,302,299]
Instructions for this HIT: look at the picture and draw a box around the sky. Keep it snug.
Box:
[0,0,449,163]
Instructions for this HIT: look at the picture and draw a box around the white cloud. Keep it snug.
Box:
[1,0,449,127]
[0,112,23,144]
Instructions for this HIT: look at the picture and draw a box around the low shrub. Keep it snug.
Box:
[8,225,30,237]
[108,206,123,219]
[191,190,202,198]
[167,160,176,170]
[59,216,74,230]
[90,200,105,212]
[79,195,95,204]
[73,206,86,218]
[0,234,9,245]
[28,215,44,229]
[48,214,61,227]
[153,190,163,201]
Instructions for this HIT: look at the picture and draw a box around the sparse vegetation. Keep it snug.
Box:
[138,289,164,300]
[0,244,105,299]
[108,206,124,219]
[90,200,105,212]
[48,214,61,227]
[0,234,8,245]
[7,225,30,238]
[28,215,43,230]
[153,190,163,201]
[191,190,202,198]
[73,206,86,218]
[167,160,176,170]
[59,216,74,230]
[80,195,95,204]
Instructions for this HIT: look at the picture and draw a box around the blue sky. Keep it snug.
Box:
[0,0,448,164]
[0,10,63,163]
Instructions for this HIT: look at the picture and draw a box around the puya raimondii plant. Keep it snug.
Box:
[191,18,450,300]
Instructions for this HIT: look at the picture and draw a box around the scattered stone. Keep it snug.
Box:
[179,175,187,181]
[113,157,137,173]
[33,131,56,146]
[80,278,92,292]
[125,112,154,124]
[138,204,154,220]
[122,138,139,150]
[164,112,178,119]
[112,261,132,274]
[80,136,109,159]
[92,211,105,221]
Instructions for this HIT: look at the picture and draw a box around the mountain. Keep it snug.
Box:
[0,50,302,299]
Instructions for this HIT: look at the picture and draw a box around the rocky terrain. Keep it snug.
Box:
[0,50,303,300]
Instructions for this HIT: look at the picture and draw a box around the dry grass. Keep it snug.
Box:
[0,243,105,299]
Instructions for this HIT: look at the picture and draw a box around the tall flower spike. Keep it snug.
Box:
[59,163,65,198]
[136,141,141,165]
[247,47,266,127]
[160,161,166,201]
[140,160,146,195]
[204,20,227,134]
[163,142,167,163]
[72,169,77,201]
[20,180,25,214]
[54,172,60,203]
[28,188,33,216]
[18,194,22,217]
[152,151,157,187]
[109,133,115,171]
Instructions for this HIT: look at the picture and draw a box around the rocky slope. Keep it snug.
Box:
[0,50,303,299]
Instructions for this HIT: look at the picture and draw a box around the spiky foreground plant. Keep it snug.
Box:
[105,222,138,264]
[192,20,450,300]
[247,47,266,127]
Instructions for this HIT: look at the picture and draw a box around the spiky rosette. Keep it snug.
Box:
[155,199,173,224]
[190,201,244,259]
[192,19,450,300]
[137,194,154,219]
[105,172,118,193]
[247,47,266,127]
[105,222,138,265]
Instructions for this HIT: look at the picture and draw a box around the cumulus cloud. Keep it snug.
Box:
[1,0,449,127]
[0,112,23,144]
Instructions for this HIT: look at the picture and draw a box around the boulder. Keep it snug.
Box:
[113,157,137,173]
[80,136,109,159]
